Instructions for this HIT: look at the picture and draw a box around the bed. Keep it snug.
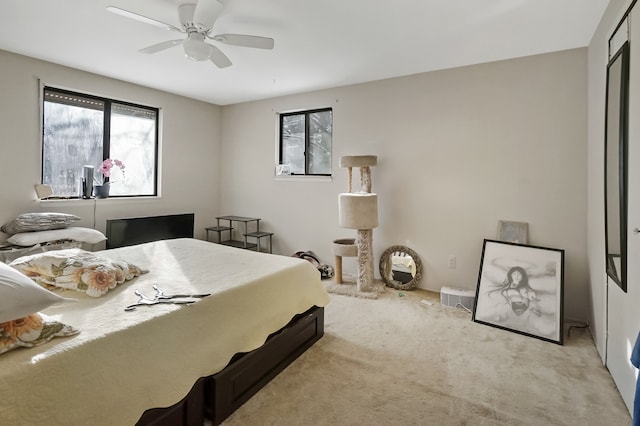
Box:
[0,238,330,425]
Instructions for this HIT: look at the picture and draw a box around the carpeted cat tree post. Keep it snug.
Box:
[337,155,378,293]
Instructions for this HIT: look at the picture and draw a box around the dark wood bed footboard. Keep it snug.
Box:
[136,377,206,426]
[136,306,324,426]
[207,305,324,425]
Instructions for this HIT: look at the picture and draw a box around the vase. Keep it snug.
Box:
[82,166,94,199]
[94,184,110,199]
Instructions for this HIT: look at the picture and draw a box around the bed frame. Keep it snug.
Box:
[136,305,324,425]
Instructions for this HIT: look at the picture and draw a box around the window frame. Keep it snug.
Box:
[41,86,160,198]
[278,107,333,176]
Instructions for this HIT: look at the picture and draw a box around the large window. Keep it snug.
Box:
[279,108,332,175]
[42,87,159,197]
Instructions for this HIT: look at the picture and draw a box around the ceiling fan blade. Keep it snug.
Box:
[210,34,274,50]
[106,6,183,32]
[193,0,225,30]
[139,39,183,54]
[178,4,196,27]
[208,45,232,68]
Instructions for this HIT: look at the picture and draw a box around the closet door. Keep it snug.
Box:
[607,4,640,413]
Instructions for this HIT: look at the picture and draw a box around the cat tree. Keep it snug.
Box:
[334,155,378,293]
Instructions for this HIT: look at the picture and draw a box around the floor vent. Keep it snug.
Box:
[440,286,475,311]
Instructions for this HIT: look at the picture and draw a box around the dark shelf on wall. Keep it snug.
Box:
[244,231,273,253]
[206,216,273,253]
[218,240,258,250]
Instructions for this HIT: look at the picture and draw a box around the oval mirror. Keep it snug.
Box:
[379,245,422,290]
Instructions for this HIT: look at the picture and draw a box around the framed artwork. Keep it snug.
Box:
[472,239,564,345]
[275,164,291,176]
[497,220,528,244]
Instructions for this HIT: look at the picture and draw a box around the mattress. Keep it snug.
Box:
[0,238,330,425]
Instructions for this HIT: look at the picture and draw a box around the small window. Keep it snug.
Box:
[279,108,332,175]
[42,87,159,197]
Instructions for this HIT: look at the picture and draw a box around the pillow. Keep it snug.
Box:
[0,312,79,355]
[7,227,107,246]
[0,261,69,323]
[1,212,80,235]
[10,249,147,297]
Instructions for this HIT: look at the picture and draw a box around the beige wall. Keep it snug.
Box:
[220,48,590,321]
[0,49,222,244]
[0,47,592,322]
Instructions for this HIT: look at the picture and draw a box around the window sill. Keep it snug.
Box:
[37,196,161,206]
[273,175,332,182]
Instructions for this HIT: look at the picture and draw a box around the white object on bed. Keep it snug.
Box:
[6,226,106,246]
[0,262,74,323]
[0,238,330,425]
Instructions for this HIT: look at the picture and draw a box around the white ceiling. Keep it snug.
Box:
[0,0,609,106]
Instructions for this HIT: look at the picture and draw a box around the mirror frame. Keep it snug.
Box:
[604,41,630,292]
[379,245,422,290]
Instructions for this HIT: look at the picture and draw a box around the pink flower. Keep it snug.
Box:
[97,159,125,182]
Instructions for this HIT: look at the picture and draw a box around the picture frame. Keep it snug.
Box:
[34,184,53,200]
[275,164,291,176]
[472,239,564,345]
[497,220,528,244]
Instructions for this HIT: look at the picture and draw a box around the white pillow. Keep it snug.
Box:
[0,261,68,323]
[7,227,107,246]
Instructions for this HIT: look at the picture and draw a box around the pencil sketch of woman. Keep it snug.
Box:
[489,266,542,317]
[475,260,558,339]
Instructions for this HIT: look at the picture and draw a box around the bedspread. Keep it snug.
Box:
[0,238,330,425]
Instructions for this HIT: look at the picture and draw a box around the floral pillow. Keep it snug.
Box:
[9,249,148,297]
[0,312,79,355]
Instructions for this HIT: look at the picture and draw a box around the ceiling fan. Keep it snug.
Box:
[107,0,274,68]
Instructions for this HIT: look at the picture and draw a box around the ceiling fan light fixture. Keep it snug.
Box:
[109,3,274,68]
[183,35,210,61]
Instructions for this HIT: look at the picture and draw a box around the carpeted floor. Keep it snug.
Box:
[221,288,631,425]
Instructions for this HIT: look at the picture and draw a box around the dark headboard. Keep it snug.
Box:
[105,213,194,249]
